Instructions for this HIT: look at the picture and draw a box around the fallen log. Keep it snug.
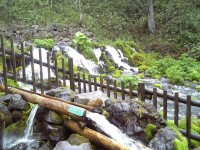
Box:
[0,85,94,111]
[64,119,129,150]
[0,85,86,121]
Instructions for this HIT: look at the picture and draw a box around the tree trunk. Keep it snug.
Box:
[64,119,129,150]
[147,0,155,35]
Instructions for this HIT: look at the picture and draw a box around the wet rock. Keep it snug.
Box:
[74,90,109,106]
[67,134,91,147]
[54,141,91,150]
[45,87,76,101]
[12,110,23,123]
[0,103,12,126]
[197,113,200,118]
[7,94,30,111]
[36,107,63,125]
[105,99,166,143]
[148,127,187,150]
[0,94,13,105]
[47,124,64,143]
[104,99,112,108]
[39,142,54,150]
[8,142,28,150]
[93,107,103,114]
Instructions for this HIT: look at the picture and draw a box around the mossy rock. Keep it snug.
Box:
[4,119,27,141]
[153,83,162,89]
[196,85,200,92]
[112,69,122,78]
[144,124,157,142]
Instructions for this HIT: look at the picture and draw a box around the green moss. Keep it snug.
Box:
[153,83,162,89]
[184,82,190,87]
[34,38,54,50]
[144,124,157,141]
[101,52,116,73]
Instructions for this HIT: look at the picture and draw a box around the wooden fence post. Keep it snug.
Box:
[138,83,145,101]
[68,58,75,91]
[1,35,8,94]
[163,90,167,120]
[0,113,4,150]
[186,95,191,149]
[174,92,179,126]
[121,81,125,100]
[39,48,44,94]
[10,37,17,83]
[106,78,110,97]
[114,80,117,99]
[47,52,51,89]
[21,42,26,81]
[30,47,36,92]
[153,88,157,110]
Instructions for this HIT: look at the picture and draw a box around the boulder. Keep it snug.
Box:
[47,124,64,143]
[197,113,200,118]
[8,142,28,150]
[45,87,76,101]
[67,134,91,147]
[11,110,23,123]
[105,99,166,143]
[7,94,30,111]
[36,107,63,125]
[0,94,13,105]
[54,141,91,150]
[0,103,12,126]
[74,90,109,107]
[148,127,188,150]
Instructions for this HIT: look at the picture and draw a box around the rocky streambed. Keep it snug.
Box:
[0,87,193,150]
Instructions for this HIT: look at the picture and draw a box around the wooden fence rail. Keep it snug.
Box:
[0,35,200,147]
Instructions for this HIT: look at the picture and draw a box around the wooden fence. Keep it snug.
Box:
[0,35,200,148]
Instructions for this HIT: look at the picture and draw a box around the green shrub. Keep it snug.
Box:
[138,65,148,72]
[146,66,161,79]
[73,32,97,62]
[178,117,200,148]
[165,66,184,85]
[34,39,54,50]
[117,75,139,89]
[112,70,122,78]
[196,86,200,92]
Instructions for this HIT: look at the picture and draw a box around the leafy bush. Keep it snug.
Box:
[144,124,157,141]
[146,66,161,79]
[73,32,97,62]
[117,75,139,89]
[112,69,122,78]
[165,66,184,85]
[34,39,54,50]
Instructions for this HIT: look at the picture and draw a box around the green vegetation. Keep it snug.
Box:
[117,75,139,90]
[72,32,97,62]
[34,38,54,50]
[196,85,200,92]
[7,79,19,88]
[153,83,162,89]
[112,70,122,78]
[166,118,200,149]
[144,124,157,141]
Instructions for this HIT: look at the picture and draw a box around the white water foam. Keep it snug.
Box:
[86,111,150,150]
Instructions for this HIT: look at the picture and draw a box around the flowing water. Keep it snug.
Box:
[5,104,39,149]
[86,111,150,150]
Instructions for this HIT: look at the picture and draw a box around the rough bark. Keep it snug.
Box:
[147,0,155,35]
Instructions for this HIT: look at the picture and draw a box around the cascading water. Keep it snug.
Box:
[104,46,138,73]
[24,104,39,139]
[86,112,150,150]
[62,46,100,75]
[5,104,39,149]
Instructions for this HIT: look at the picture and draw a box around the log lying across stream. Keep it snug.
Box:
[0,85,129,150]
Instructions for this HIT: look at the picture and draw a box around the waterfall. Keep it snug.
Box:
[24,104,39,139]
[86,112,150,150]
[63,46,100,75]
[105,46,138,73]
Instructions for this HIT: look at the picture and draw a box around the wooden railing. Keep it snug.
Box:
[0,35,200,148]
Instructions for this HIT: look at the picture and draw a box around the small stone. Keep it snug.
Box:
[104,99,112,108]
[93,107,103,114]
